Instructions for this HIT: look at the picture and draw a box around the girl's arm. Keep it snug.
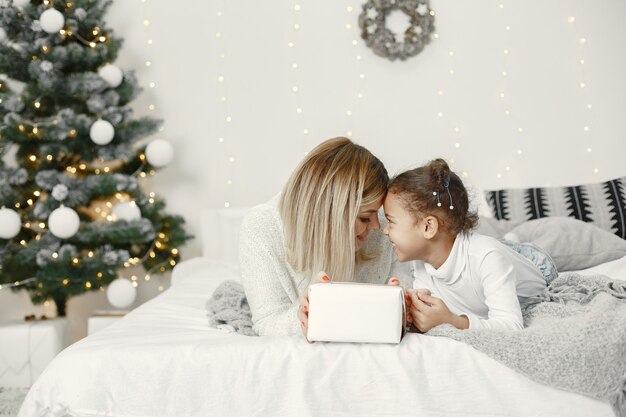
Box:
[466,250,524,330]
[239,207,302,336]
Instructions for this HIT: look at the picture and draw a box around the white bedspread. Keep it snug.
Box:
[20,259,619,417]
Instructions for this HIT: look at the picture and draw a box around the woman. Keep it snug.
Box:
[239,137,410,337]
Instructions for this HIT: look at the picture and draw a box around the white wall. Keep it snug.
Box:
[111,0,626,238]
[2,0,625,340]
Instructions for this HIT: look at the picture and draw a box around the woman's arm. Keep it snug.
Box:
[239,206,303,336]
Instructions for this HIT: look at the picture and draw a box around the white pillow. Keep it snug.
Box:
[506,217,626,271]
[476,216,524,239]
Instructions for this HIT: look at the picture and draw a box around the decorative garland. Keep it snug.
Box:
[358,0,435,61]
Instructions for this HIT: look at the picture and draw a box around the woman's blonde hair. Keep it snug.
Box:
[279,137,388,282]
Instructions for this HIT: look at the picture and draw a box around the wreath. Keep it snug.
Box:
[358,0,435,61]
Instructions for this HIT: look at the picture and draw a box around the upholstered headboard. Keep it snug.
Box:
[171,207,251,286]
[201,207,251,263]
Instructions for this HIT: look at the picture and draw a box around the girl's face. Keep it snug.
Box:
[354,200,382,251]
[383,192,428,262]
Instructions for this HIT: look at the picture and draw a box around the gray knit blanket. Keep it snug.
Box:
[205,280,256,336]
[207,274,626,416]
[428,273,626,417]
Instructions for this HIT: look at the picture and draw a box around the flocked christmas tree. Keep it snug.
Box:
[0,0,190,316]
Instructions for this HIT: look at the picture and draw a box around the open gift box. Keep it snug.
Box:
[307,282,406,344]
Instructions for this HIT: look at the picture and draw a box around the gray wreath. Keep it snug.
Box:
[358,0,435,61]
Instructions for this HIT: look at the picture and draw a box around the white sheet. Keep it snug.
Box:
[20,259,620,417]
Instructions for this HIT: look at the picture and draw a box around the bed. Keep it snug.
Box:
[18,207,625,417]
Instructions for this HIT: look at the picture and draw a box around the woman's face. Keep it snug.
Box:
[354,200,382,251]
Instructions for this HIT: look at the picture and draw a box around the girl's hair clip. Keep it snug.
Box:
[433,178,454,209]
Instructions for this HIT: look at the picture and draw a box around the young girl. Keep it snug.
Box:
[383,159,550,332]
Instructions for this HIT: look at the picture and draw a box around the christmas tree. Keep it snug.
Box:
[0,0,190,316]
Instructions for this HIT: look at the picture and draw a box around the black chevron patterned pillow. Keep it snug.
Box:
[484,176,626,240]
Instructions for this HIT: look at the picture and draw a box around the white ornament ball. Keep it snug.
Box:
[13,0,31,8]
[145,139,174,168]
[48,206,80,239]
[98,64,124,88]
[40,9,65,34]
[106,278,137,309]
[0,27,7,43]
[89,119,115,145]
[0,208,22,239]
[112,201,141,222]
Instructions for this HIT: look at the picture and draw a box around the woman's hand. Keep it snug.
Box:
[387,277,414,330]
[402,288,431,329]
[298,271,331,342]
[387,277,400,286]
[407,290,465,332]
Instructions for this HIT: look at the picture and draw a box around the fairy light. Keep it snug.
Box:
[567,12,596,174]
[213,1,237,209]
[489,2,524,179]
[342,2,374,145]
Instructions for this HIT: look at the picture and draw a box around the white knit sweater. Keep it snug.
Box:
[239,195,410,336]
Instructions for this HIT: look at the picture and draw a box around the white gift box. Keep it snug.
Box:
[0,319,69,387]
[307,282,405,344]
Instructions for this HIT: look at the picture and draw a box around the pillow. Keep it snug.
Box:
[503,217,626,271]
[475,216,524,239]
[484,176,626,240]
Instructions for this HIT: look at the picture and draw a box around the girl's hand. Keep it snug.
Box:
[408,292,456,333]
[298,271,331,342]
[416,288,431,298]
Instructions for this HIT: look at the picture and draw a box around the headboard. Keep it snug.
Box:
[201,207,251,263]
[170,208,250,286]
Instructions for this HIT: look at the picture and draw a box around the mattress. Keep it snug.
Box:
[19,258,622,417]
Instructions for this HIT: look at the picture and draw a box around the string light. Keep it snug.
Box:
[287,0,313,151]
[567,10,596,174]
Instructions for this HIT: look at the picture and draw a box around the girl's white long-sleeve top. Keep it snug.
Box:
[410,231,547,330]
[239,196,411,336]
